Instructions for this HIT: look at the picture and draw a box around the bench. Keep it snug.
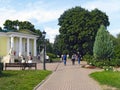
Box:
[5,63,37,70]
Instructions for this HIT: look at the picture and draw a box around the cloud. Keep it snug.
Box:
[0,3,64,26]
[82,0,120,13]
[0,0,120,43]
[0,0,64,43]
[45,27,59,43]
[108,28,120,37]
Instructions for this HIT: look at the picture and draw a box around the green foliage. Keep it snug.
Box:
[103,66,113,71]
[86,57,120,68]
[47,53,56,62]
[57,6,109,56]
[83,54,93,61]
[46,40,53,53]
[0,70,51,90]
[93,25,114,60]
[3,20,36,32]
[90,71,120,89]
[114,33,120,59]
[53,35,65,55]
[52,58,61,62]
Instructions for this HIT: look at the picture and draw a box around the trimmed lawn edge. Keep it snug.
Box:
[33,71,53,90]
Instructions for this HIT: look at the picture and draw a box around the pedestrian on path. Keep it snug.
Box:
[63,54,67,66]
[71,53,76,65]
[77,52,82,65]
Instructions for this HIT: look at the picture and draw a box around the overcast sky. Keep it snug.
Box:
[0,0,120,43]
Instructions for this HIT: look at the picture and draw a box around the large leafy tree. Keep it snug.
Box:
[93,25,114,60]
[57,6,109,55]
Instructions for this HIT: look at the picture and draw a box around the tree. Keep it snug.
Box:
[19,21,35,32]
[3,20,14,31]
[93,25,114,60]
[114,33,120,58]
[57,6,109,55]
[3,20,36,32]
[53,35,65,56]
[46,39,53,53]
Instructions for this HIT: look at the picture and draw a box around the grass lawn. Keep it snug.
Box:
[0,70,52,90]
[90,71,120,89]
[52,58,61,62]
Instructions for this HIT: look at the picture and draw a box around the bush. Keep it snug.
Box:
[89,59,120,68]
[47,53,57,62]
[83,54,93,62]
[103,66,113,71]
[83,54,120,68]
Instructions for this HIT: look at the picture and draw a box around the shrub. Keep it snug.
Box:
[47,53,57,62]
[103,66,113,71]
[83,54,93,63]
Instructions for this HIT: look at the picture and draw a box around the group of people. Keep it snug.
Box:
[20,52,33,63]
[62,52,82,66]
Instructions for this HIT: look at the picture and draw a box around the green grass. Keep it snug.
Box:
[0,70,52,90]
[90,71,120,89]
[52,58,61,62]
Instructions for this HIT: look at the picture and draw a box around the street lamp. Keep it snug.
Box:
[42,30,46,70]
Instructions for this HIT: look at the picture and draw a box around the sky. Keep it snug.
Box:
[0,0,120,43]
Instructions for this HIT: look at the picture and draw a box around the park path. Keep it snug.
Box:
[36,60,102,90]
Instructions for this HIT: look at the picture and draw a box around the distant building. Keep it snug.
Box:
[0,29,38,63]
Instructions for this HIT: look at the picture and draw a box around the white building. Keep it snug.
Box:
[0,29,39,63]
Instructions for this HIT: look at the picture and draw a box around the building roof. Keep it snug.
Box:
[0,29,39,39]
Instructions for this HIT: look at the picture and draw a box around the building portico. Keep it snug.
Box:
[0,30,39,63]
[8,32,38,57]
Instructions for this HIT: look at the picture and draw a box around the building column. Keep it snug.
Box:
[10,36,14,63]
[19,37,22,56]
[27,38,30,56]
[11,36,14,49]
[34,38,37,56]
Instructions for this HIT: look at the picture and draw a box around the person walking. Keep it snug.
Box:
[71,53,76,65]
[63,54,67,66]
[77,52,81,65]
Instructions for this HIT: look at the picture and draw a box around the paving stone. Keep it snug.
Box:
[36,60,102,90]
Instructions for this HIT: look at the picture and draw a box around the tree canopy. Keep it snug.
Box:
[3,20,36,32]
[56,6,110,56]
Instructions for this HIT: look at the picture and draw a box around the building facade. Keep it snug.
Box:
[0,30,38,62]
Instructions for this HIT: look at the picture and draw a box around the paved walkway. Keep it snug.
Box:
[36,60,102,90]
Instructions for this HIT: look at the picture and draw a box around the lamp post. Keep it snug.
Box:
[42,30,46,70]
